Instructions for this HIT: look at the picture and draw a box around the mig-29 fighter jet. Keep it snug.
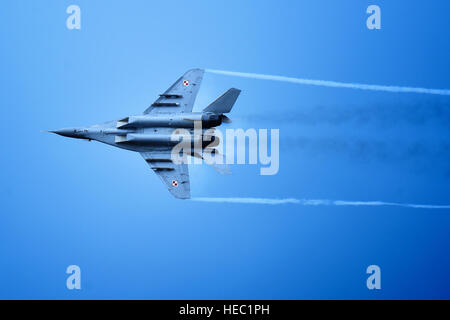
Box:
[51,69,241,199]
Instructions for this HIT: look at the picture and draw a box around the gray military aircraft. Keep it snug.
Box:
[51,69,241,199]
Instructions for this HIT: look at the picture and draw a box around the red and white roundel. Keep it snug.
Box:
[183,80,189,86]
[172,180,179,187]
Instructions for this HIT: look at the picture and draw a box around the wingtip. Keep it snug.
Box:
[176,195,191,200]
[185,68,204,74]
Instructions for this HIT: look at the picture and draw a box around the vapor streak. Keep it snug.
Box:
[191,197,450,209]
[206,69,450,96]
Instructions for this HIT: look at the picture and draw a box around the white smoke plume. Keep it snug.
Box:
[206,69,450,96]
[191,197,450,209]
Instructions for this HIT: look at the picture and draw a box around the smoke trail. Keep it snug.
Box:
[239,102,450,127]
[206,69,450,96]
[280,136,450,164]
[192,197,303,205]
[191,197,450,209]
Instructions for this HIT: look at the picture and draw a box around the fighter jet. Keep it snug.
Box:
[51,69,241,199]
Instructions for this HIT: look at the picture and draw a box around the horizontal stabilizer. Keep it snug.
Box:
[192,150,231,175]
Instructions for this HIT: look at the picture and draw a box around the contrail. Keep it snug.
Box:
[191,197,450,209]
[206,69,450,96]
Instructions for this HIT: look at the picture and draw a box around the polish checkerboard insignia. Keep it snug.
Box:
[183,80,189,86]
[172,180,179,187]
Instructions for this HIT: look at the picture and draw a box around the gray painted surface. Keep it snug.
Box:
[50,69,241,199]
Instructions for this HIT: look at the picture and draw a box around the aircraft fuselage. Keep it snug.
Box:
[51,112,220,152]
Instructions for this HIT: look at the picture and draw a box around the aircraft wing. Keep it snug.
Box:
[140,151,190,199]
[144,69,204,114]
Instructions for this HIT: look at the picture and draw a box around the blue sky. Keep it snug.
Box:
[1,1,449,299]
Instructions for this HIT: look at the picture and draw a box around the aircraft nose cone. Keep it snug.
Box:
[50,128,77,138]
